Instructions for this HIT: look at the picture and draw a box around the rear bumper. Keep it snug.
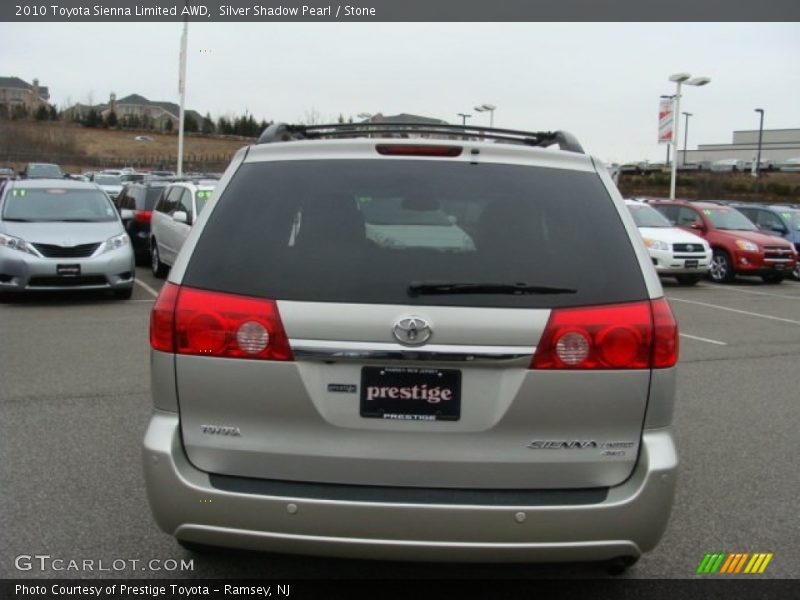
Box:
[143,411,678,562]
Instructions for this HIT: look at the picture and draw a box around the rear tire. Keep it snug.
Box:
[761,273,784,284]
[675,274,701,286]
[709,250,735,283]
[151,241,168,279]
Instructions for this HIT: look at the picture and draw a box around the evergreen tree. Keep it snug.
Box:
[184,114,198,133]
[105,110,118,128]
[34,105,49,121]
[201,112,215,134]
[83,108,100,128]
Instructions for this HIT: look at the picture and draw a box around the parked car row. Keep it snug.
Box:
[625,200,711,285]
[0,178,135,299]
[633,198,798,284]
[0,159,223,300]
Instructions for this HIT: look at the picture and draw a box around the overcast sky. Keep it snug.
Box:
[1,22,798,162]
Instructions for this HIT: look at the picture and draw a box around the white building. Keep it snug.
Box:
[683,128,800,165]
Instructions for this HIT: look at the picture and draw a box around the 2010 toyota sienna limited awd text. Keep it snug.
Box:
[143,123,679,572]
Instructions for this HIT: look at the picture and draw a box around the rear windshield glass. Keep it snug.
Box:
[183,160,646,308]
[95,174,122,185]
[627,203,671,228]
[27,164,63,178]
[3,187,118,222]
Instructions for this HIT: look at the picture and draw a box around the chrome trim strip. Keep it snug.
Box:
[290,339,534,365]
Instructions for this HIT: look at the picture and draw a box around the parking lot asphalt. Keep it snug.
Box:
[1,269,798,579]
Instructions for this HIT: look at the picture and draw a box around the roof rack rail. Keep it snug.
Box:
[256,122,585,154]
[697,199,733,206]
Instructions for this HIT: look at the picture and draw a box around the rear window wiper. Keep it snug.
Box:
[409,281,577,296]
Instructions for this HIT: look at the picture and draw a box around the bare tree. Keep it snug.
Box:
[300,107,323,125]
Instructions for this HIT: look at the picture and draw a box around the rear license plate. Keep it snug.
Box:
[684,259,698,268]
[360,367,461,422]
[57,264,81,277]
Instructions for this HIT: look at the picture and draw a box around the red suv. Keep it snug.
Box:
[649,200,797,284]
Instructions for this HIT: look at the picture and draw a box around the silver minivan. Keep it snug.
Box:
[143,123,679,572]
[149,180,216,278]
[0,179,134,299]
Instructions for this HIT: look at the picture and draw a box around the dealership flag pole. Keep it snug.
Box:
[177,17,188,177]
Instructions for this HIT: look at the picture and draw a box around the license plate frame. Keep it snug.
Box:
[360,366,461,422]
[684,259,698,269]
[57,264,81,277]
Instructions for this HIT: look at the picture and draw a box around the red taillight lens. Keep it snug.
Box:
[134,210,152,223]
[376,144,462,157]
[651,298,679,368]
[173,287,293,361]
[150,282,179,352]
[532,299,678,370]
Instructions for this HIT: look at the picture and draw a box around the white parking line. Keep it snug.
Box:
[670,297,800,326]
[679,333,727,346]
[134,278,160,298]
[703,284,800,300]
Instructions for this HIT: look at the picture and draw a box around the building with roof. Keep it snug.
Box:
[683,128,800,165]
[0,76,50,116]
[64,93,203,131]
[357,113,453,138]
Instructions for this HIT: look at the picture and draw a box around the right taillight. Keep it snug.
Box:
[531,299,678,370]
[149,284,293,361]
[650,297,679,368]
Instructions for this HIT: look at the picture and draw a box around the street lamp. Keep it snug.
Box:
[176,17,188,177]
[754,108,765,178]
[457,112,472,126]
[682,112,693,167]
[474,103,496,127]
[668,72,711,199]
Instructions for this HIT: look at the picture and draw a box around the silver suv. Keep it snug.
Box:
[143,123,679,571]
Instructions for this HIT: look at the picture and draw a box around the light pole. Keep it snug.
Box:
[682,112,692,167]
[754,108,764,178]
[457,113,472,126]
[668,73,711,199]
[176,17,188,177]
[474,103,496,127]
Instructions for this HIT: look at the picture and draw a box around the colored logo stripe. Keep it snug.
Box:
[697,552,773,574]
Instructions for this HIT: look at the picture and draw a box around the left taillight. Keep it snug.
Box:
[150,282,179,352]
[149,284,294,361]
[531,299,678,370]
